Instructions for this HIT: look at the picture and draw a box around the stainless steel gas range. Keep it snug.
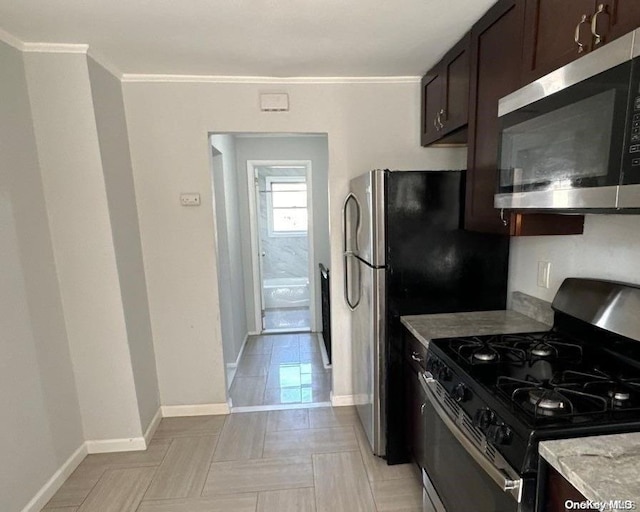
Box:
[419,278,640,512]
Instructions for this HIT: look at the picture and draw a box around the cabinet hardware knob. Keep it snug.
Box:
[438,109,445,129]
[591,4,607,46]
[575,14,590,53]
[433,115,439,131]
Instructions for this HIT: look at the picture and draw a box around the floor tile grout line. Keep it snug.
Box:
[311,453,320,512]
[63,462,107,510]
[134,465,160,511]
[197,431,222,497]
[260,410,268,459]
[353,424,381,512]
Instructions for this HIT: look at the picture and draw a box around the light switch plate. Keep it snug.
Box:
[180,193,200,206]
[537,261,551,288]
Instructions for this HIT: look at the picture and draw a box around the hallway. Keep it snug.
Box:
[229,333,330,408]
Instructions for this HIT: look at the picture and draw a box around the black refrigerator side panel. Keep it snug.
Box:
[385,170,509,318]
[384,170,509,465]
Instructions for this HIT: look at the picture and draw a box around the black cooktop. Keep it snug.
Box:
[430,330,640,428]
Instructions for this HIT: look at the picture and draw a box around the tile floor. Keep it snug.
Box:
[43,406,422,512]
[263,307,311,331]
[230,333,330,407]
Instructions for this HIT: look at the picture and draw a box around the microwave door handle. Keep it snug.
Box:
[418,373,523,502]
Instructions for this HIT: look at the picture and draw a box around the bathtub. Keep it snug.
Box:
[263,277,310,309]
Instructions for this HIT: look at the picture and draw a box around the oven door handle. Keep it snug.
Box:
[419,372,523,502]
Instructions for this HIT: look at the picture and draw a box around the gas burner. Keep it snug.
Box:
[473,350,498,362]
[610,390,631,402]
[528,389,570,412]
[530,343,555,358]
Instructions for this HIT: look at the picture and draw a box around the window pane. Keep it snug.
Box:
[271,182,307,208]
[273,190,307,208]
[273,208,308,232]
[272,182,306,192]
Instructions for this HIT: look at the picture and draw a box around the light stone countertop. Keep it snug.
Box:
[539,434,640,510]
[400,310,551,349]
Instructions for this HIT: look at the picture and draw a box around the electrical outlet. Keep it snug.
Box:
[537,261,551,288]
[180,193,200,206]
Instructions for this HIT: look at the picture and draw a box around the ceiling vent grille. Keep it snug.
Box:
[260,93,289,112]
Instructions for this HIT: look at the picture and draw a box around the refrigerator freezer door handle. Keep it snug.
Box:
[343,193,361,311]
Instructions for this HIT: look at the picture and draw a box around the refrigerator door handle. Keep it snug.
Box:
[343,193,361,310]
[342,193,360,253]
[343,253,361,310]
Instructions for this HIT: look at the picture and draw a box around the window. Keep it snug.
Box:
[266,176,308,236]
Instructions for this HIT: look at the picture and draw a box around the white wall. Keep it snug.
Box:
[0,41,84,512]
[123,79,466,401]
[509,215,640,301]
[87,57,160,431]
[233,135,329,332]
[24,52,144,440]
[211,134,248,369]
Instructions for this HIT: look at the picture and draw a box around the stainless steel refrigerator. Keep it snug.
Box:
[343,169,509,460]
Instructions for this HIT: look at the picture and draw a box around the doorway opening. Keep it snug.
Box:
[209,133,331,410]
[248,161,314,333]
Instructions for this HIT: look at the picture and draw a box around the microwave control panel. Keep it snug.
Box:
[624,63,640,182]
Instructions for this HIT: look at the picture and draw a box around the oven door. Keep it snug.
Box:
[419,373,523,512]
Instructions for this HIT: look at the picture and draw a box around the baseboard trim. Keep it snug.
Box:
[86,437,147,454]
[20,443,87,512]
[318,333,332,369]
[161,403,230,417]
[226,365,237,390]
[232,402,332,413]
[226,332,250,390]
[144,407,163,445]
[330,393,355,407]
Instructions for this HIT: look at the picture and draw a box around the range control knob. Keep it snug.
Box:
[474,408,496,430]
[487,424,513,446]
[452,383,470,403]
[438,365,452,382]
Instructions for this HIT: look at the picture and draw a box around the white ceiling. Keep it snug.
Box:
[0,0,497,77]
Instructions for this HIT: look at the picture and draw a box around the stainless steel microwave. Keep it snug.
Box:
[495,28,640,212]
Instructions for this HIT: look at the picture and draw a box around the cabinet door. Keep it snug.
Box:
[591,0,640,49]
[544,464,587,512]
[442,33,471,134]
[465,0,525,234]
[403,363,425,467]
[522,0,597,83]
[421,70,444,146]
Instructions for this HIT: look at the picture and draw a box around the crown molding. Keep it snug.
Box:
[0,27,24,51]
[22,42,89,53]
[87,48,123,79]
[121,74,421,84]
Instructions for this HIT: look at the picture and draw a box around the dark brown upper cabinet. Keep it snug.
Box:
[465,0,525,234]
[522,0,640,83]
[421,33,470,146]
[522,0,597,83]
[464,0,585,236]
[591,1,640,49]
